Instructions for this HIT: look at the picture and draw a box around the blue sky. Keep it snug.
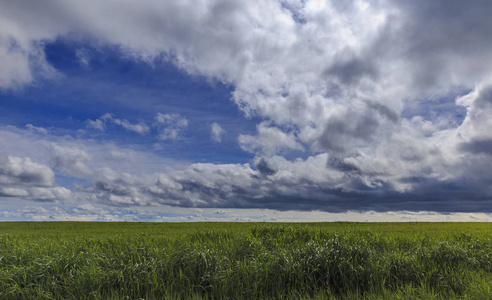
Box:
[1,0,492,221]
[4,39,257,163]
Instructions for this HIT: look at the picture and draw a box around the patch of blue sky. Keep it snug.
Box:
[401,89,470,128]
[1,38,262,164]
[54,173,91,190]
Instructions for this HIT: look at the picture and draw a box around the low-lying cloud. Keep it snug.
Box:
[0,154,71,201]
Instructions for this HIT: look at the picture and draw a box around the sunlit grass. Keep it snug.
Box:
[0,222,491,299]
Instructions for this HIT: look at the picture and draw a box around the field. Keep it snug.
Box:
[1,222,492,299]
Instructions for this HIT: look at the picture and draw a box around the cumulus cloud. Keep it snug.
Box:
[0,154,70,202]
[49,143,93,177]
[2,202,492,222]
[67,149,491,212]
[87,113,150,135]
[72,203,108,215]
[0,187,30,197]
[0,155,55,187]
[0,205,122,221]
[239,122,304,155]
[154,113,188,140]
[211,122,225,143]
[0,32,57,89]
[0,125,184,175]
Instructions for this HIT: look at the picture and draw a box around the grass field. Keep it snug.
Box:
[1,222,492,299]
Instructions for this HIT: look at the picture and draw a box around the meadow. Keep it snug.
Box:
[0,222,492,299]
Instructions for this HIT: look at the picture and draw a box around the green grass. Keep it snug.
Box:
[0,222,492,299]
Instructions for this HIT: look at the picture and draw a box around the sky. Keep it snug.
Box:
[1,0,492,222]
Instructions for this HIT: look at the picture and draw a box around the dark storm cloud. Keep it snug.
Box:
[383,0,492,94]
[324,55,379,85]
[459,139,492,156]
[78,151,492,213]
[255,158,277,176]
[318,102,398,153]
[327,157,360,173]
[320,115,378,152]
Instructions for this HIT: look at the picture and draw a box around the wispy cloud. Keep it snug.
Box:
[211,122,225,143]
[75,48,90,67]
[25,124,48,135]
[87,113,150,135]
[154,113,188,141]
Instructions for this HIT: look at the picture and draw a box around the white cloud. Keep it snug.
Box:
[107,149,135,162]
[86,118,105,131]
[72,203,108,215]
[0,154,71,202]
[211,122,225,143]
[0,9,59,90]
[75,48,90,66]
[0,187,29,197]
[1,125,186,173]
[112,118,150,135]
[90,113,150,135]
[154,113,188,140]
[49,143,93,177]
[2,0,489,156]
[29,186,71,201]
[0,40,33,89]
[25,124,48,135]
[4,202,492,222]
[239,122,304,155]
[0,155,55,187]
